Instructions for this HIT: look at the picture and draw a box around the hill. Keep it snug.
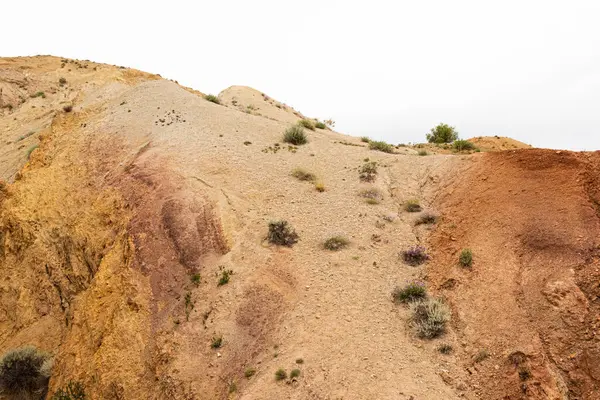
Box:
[0,56,598,400]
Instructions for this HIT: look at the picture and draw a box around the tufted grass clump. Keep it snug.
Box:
[298,119,316,131]
[418,150,428,156]
[315,121,327,129]
[359,161,378,182]
[211,335,223,349]
[275,368,287,381]
[437,344,453,354]
[290,369,301,379]
[267,220,299,247]
[283,125,308,145]
[410,298,451,339]
[369,140,395,153]
[402,245,430,266]
[51,381,86,400]
[291,168,316,182]
[359,188,383,204]
[204,94,220,104]
[360,136,371,143]
[0,346,52,399]
[453,139,476,152]
[314,182,325,192]
[392,281,427,303]
[415,212,438,226]
[459,248,473,267]
[323,235,350,251]
[404,199,422,212]
[244,367,256,378]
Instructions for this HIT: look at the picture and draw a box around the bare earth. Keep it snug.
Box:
[0,56,598,400]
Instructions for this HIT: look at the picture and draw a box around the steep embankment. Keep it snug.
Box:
[428,149,600,399]
[1,56,463,399]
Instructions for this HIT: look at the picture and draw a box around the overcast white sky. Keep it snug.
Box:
[3,0,600,150]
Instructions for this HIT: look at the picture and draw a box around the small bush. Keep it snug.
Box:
[283,125,308,145]
[218,268,233,286]
[360,136,371,143]
[291,168,316,182]
[323,235,349,251]
[359,161,378,182]
[275,368,287,381]
[32,91,46,99]
[63,105,73,112]
[191,273,201,286]
[410,298,451,339]
[437,344,453,354]
[315,121,326,129]
[314,182,325,192]
[392,281,427,303]
[459,248,473,267]
[59,77,67,85]
[0,346,52,399]
[298,119,315,131]
[415,212,438,226]
[426,123,458,143]
[51,381,86,400]
[453,140,476,152]
[204,94,220,104]
[404,199,422,213]
[418,150,428,156]
[244,368,256,378]
[211,335,223,349]
[295,358,304,364]
[369,140,395,153]
[290,369,301,379]
[402,246,429,266]
[359,188,383,204]
[267,220,299,247]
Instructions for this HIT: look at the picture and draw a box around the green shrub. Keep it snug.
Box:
[459,248,473,267]
[392,281,427,303]
[315,121,326,129]
[0,346,52,399]
[204,94,220,104]
[426,123,458,143]
[437,344,453,354]
[211,335,223,349]
[283,125,308,145]
[290,369,301,379]
[191,273,201,286]
[217,269,233,286]
[323,235,349,251]
[368,140,394,153]
[31,92,46,99]
[360,136,371,143]
[51,381,86,400]
[410,298,451,339]
[244,368,256,378]
[291,168,316,182]
[275,368,287,381]
[59,77,67,85]
[453,140,476,152]
[298,119,315,131]
[418,150,428,156]
[359,161,378,182]
[267,220,299,246]
[404,199,422,213]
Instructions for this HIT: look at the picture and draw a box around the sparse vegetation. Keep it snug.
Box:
[359,161,378,182]
[244,368,256,378]
[295,358,304,364]
[191,273,201,286]
[315,121,326,129]
[267,220,299,247]
[31,91,46,99]
[290,369,301,379]
[392,281,427,303]
[369,140,395,153]
[17,131,36,142]
[218,268,233,286]
[291,168,316,182]
[298,119,316,131]
[314,182,325,192]
[59,77,67,85]
[324,119,335,128]
[283,125,308,145]
[184,292,194,320]
[437,344,453,354]
[410,298,451,339]
[453,139,476,152]
[415,212,438,226]
[360,136,371,143]
[359,188,383,204]
[426,123,458,143]
[459,248,473,267]
[275,368,287,381]
[418,150,428,156]
[323,235,350,251]
[211,335,223,349]
[204,94,220,104]
[0,346,52,399]
[404,199,422,213]
[51,381,86,400]
[228,382,237,393]
[518,366,532,381]
[402,245,430,266]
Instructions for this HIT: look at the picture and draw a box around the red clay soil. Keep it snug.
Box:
[428,149,600,399]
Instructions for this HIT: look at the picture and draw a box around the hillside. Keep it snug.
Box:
[0,56,598,400]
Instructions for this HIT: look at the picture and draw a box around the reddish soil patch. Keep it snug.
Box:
[428,149,600,399]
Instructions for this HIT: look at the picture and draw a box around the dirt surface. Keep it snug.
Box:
[1,56,598,400]
[427,149,600,399]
